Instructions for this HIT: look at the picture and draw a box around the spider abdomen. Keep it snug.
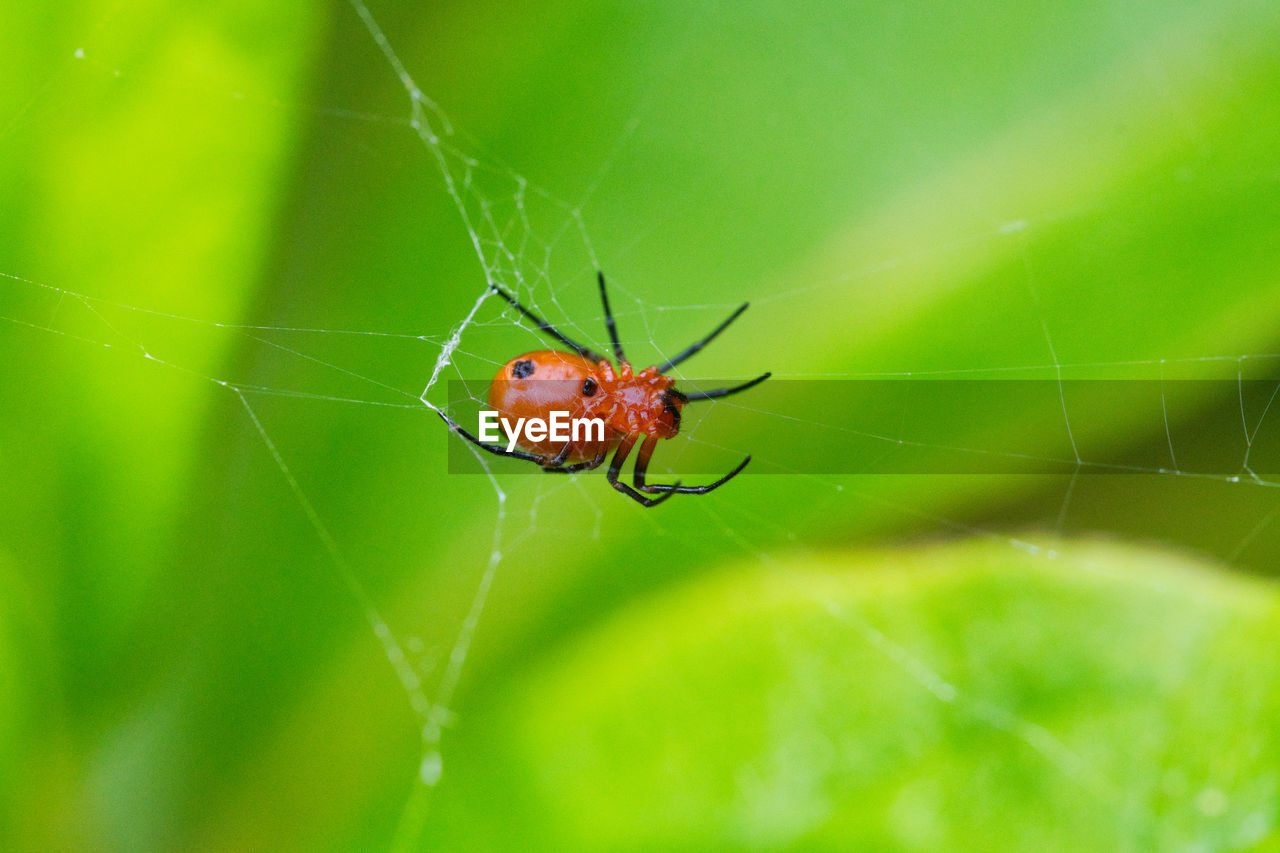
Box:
[488,349,621,462]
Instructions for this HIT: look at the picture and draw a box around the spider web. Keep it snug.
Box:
[4,0,1280,848]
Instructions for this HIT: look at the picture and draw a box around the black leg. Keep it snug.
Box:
[490,283,605,363]
[684,372,771,402]
[632,435,664,492]
[660,391,682,431]
[607,435,677,506]
[543,450,607,473]
[436,410,546,463]
[545,441,573,467]
[635,436,753,495]
[656,302,750,373]
[597,271,626,365]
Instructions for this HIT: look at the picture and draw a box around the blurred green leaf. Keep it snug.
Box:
[434,540,1280,852]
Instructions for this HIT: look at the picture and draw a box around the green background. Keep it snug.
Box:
[4,0,1280,849]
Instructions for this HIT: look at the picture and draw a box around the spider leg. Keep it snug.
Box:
[607,434,678,506]
[542,449,607,473]
[632,434,666,492]
[635,436,753,495]
[545,441,574,467]
[656,302,750,373]
[489,283,606,363]
[683,372,771,402]
[660,391,682,431]
[597,271,626,365]
[436,410,545,464]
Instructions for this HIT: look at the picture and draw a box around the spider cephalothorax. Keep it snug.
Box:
[441,272,769,506]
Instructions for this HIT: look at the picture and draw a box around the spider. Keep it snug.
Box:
[439,272,770,506]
